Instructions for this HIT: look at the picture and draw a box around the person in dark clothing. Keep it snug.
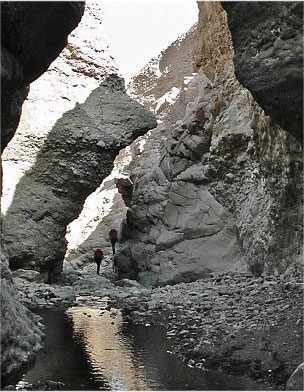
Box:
[94,248,104,275]
[109,229,118,255]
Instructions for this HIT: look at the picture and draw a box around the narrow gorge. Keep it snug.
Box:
[1,1,303,391]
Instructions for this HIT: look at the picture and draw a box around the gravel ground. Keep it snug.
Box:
[112,270,303,390]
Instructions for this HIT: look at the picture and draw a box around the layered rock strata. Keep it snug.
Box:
[222,2,303,140]
[115,2,303,285]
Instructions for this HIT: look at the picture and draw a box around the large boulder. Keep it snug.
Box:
[222,2,303,140]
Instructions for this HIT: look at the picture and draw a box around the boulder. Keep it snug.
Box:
[114,278,143,288]
[12,269,40,282]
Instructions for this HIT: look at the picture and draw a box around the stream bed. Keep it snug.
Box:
[17,305,270,390]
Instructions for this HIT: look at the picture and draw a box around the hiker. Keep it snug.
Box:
[94,248,104,275]
[109,228,118,255]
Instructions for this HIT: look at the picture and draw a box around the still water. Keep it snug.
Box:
[19,305,269,390]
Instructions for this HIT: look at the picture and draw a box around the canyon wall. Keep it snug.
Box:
[2,0,156,279]
[64,26,199,263]
[1,1,84,382]
[114,2,303,285]
[222,1,303,141]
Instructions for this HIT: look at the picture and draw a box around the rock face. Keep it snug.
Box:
[64,26,200,264]
[115,2,303,285]
[2,80,156,278]
[222,2,303,141]
[1,1,85,383]
[1,254,44,383]
[1,1,85,151]
[128,25,198,121]
[1,1,156,279]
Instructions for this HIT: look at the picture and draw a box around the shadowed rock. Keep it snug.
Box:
[0,254,44,383]
[222,1,303,140]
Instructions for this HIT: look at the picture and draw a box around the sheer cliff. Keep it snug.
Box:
[114,2,303,285]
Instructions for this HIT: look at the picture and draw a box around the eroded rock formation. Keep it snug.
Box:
[3,76,155,277]
[222,1,303,140]
[2,0,157,278]
[115,2,303,285]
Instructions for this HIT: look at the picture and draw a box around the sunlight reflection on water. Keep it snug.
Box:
[18,302,271,391]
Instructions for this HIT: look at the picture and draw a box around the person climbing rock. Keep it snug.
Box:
[94,248,103,275]
[109,228,118,255]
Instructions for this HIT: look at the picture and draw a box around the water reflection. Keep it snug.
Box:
[68,306,148,390]
[19,305,271,390]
